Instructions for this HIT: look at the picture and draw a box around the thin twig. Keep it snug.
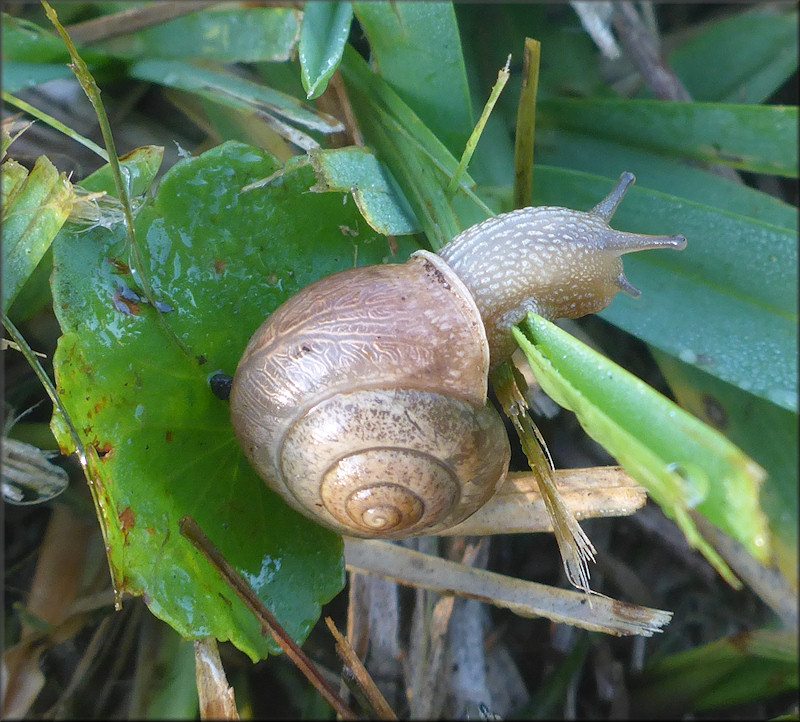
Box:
[611,2,692,102]
[325,617,398,721]
[178,516,358,720]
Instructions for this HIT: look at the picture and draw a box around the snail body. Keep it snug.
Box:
[230,173,686,538]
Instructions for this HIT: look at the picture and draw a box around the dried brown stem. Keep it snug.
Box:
[178,516,358,720]
[325,617,398,720]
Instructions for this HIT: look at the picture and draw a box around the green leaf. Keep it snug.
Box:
[307,147,419,236]
[96,7,301,63]
[514,313,771,583]
[130,59,343,135]
[535,127,798,229]
[299,1,353,100]
[1,13,110,92]
[532,167,798,413]
[340,45,490,250]
[2,62,76,93]
[353,1,474,157]
[2,155,74,311]
[653,351,798,589]
[2,13,72,62]
[79,144,164,198]
[668,9,799,104]
[541,98,798,178]
[635,629,798,713]
[49,141,421,660]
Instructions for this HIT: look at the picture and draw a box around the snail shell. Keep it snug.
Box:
[230,252,510,538]
[230,173,686,538]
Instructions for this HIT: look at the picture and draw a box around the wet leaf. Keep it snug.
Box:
[514,313,771,583]
[307,147,418,235]
[353,2,474,157]
[50,142,416,659]
[299,1,353,100]
[654,351,798,590]
[97,7,301,63]
[2,154,73,311]
[542,99,798,178]
[531,167,798,413]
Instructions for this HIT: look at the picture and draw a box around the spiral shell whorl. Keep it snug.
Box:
[320,449,459,534]
[278,388,509,538]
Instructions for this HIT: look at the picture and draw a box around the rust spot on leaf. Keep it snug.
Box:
[165,430,174,442]
[213,258,227,275]
[95,443,114,460]
[119,506,136,538]
[106,257,131,275]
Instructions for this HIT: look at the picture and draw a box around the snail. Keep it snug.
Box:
[230,172,686,539]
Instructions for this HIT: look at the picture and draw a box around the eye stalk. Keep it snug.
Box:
[438,172,687,365]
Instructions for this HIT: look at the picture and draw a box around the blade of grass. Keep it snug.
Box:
[513,38,541,209]
[514,313,772,584]
[3,91,108,161]
[446,55,511,198]
[2,311,118,603]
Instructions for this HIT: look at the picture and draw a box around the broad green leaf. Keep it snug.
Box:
[532,167,798,413]
[541,99,798,178]
[353,1,474,157]
[2,62,76,92]
[130,59,343,135]
[2,155,74,311]
[1,13,111,92]
[1,12,107,64]
[79,144,164,198]
[514,313,771,581]
[654,351,798,589]
[307,147,419,236]
[50,141,424,660]
[96,7,301,63]
[668,9,799,104]
[2,13,71,62]
[299,1,353,100]
[635,629,798,714]
[535,127,798,229]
